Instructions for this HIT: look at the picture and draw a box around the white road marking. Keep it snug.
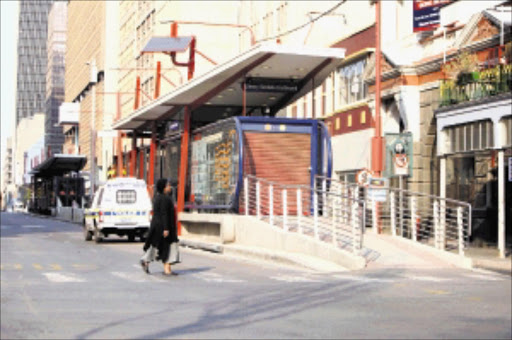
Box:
[111,271,147,282]
[43,272,85,283]
[464,273,504,281]
[270,275,320,283]
[194,272,246,283]
[331,275,395,283]
[403,275,449,282]
[22,225,45,229]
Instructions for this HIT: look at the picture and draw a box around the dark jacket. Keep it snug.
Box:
[143,192,178,261]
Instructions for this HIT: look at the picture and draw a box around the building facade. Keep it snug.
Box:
[45,1,67,157]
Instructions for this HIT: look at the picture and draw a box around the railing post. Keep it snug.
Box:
[410,196,417,242]
[283,189,288,231]
[314,191,319,239]
[269,184,274,226]
[331,194,336,246]
[440,199,446,250]
[322,179,327,217]
[244,177,248,216]
[256,180,260,219]
[457,207,464,256]
[390,192,396,236]
[351,202,359,253]
[372,198,378,234]
[434,200,440,249]
[297,188,302,234]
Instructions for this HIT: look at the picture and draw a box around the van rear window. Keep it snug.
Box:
[116,190,136,204]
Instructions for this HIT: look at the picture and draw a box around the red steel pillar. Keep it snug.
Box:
[154,61,161,99]
[130,133,137,177]
[176,106,191,236]
[148,122,157,197]
[371,0,383,176]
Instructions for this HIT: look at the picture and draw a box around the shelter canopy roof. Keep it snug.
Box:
[30,154,87,178]
[113,43,345,131]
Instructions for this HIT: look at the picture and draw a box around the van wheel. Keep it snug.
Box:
[84,226,93,241]
[94,227,103,243]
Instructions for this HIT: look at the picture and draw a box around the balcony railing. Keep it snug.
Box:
[440,64,512,107]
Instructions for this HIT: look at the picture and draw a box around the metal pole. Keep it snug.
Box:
[498,150,505,258]
[244,177,248,216]
[297,188,302,233]
[390,191,396,236]
[410,195,417,242]
[90,60,96,198]
[283,189,288,231]
[256,180,260,219]
[314,191,319,239]
[176,107,191,236]
[457,206,464,256]
[399,175,403,236]
[269,184,274,226]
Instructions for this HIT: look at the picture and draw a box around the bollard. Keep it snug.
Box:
[256,180,260,219]
[244,177,249,216]
[269,185,274,226]
[457,207,464,256]
[410,196,417,242]
[390,192,396,236]
[283,189,288,231]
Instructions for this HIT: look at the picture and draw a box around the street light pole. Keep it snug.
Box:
[88,60,97,198]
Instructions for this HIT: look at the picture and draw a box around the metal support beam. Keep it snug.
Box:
[177,106,191,236]
[130,134,137,177]
[148,122,157,197]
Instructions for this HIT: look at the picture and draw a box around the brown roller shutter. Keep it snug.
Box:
[242,132,311,215]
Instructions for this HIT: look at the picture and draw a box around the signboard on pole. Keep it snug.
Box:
[413,0,451,33]
[367,177,388,202]
[384,132,413,178]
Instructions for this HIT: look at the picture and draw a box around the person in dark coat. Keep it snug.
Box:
[140,178,179,275]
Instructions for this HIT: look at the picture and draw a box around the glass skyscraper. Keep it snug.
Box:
[45,1,67,156]
[15,0,54,128]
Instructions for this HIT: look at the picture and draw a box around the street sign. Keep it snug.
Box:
[367,177,388,202]
[394,154,409,176]
[356,168,372,186]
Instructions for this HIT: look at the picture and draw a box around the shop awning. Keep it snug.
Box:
[30,154,87,178]
[112,43,345,131]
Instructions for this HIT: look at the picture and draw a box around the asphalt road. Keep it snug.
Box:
[1,212,511,339]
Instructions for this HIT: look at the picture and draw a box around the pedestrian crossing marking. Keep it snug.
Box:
[194,272,246,283]
[464,273,503,281]
[426,289,449,295]
[270,275,320,283]
[43,272,85,283]
[403,275,449,282]
[111,271,147,282]
[14,264,22,270]
[33,264,43,270]
[50,264,62,270]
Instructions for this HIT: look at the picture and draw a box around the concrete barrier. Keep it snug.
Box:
[178,212,366,270]
[56,207,84,225]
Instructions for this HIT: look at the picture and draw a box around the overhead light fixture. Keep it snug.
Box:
[291,75,300,79]
[262,65,271,70]
[226,87,235,92]
[296,67,305,72]
[217,94,224,99]
[205,102,212,105]
[268,96,276,101]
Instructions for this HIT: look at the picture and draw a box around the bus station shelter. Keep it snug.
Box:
[112,42,346,234]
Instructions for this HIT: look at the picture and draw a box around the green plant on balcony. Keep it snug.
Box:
[442,51,480,85]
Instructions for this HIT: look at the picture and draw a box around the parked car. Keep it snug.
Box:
[13,200,25,213]
[83,177,152,243]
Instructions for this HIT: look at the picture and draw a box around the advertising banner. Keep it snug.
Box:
[413,0,451,33]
